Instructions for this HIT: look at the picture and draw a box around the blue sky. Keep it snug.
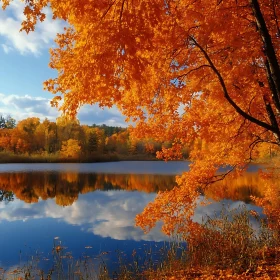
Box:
[0,1,126,126]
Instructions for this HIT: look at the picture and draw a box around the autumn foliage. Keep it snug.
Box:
[0,115,171,159]
[1,0,280,237]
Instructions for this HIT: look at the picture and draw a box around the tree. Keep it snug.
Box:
[5,115,16,129]
[88,131,98,154]
[2,0,280,236]
[17,117,40,153]
[39,118,54,153]
[0,190,14,202]
[0,115,6,129]
[60,139,81,158]
[56,115,83,150]
[0,115,15,129]
[0,128,11,151]
[116,130,129,154]
[105,134,117,153]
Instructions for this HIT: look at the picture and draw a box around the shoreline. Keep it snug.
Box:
[0,152,161,164]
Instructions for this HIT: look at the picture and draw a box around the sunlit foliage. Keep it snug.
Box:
[0,117,167,159]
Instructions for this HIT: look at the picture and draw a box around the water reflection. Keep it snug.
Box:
[0,190,167,241]
[0,167,273,271]
[0,190,14,202]
[206,172,274,202]
[0,172,175,205]
[0,171,270,241]
[0,171,274,206]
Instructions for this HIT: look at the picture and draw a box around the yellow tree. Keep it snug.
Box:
[2,0,280,236]
[56,115,83,151]
[60,139,81,158]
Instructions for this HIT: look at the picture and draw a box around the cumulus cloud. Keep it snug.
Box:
[0,93,127,126]
[0,1,65,55]
[0,93,59,121]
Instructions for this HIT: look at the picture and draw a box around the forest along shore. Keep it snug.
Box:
[0,117,193,163]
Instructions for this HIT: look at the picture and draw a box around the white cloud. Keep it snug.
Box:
[0,1,65,55]
[1,43,12,53]
[0,93,127,126]
[0,93,59,121]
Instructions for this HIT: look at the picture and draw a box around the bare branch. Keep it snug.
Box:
[100,0,118,22]
[175,64,212,80]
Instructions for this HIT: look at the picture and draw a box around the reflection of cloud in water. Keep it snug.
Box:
[51,191,168,241]
[0,192,263,241]
[0,191,168,241]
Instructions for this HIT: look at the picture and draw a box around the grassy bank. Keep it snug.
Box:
[1,206,280,279]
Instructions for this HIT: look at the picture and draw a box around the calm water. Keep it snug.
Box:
[0,161,265,273]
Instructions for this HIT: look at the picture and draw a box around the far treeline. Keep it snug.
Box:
[0,115,277,163]
[0,115,195,162]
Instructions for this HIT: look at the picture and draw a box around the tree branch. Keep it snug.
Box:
[264,59,280,113]
[251,0,280,103]
[189,36,279,137]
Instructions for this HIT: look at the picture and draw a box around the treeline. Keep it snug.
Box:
[0,115,189,161]
[0,115,277,163]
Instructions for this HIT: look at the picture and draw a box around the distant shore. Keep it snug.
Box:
[0,151,159,164]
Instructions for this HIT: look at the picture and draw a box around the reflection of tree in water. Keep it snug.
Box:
[0,171,273,206]
[0,190,14,202]
[205,173,268,203]
[0,172,175,206]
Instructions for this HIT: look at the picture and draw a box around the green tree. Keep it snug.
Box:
[0,115,6,129]
[5,115,16,129]
[0,190,14,202]
[88,131,98,154]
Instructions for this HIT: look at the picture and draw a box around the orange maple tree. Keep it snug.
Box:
[2,0,280,236]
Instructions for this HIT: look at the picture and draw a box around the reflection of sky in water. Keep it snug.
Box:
[0,161,191,174]
[0,161,261,174]
[0,190,169,270]
[0,191,166,241]
[0,191,262,270]
[0,162,264,272]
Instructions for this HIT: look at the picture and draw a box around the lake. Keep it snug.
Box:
[0,161,266,275]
